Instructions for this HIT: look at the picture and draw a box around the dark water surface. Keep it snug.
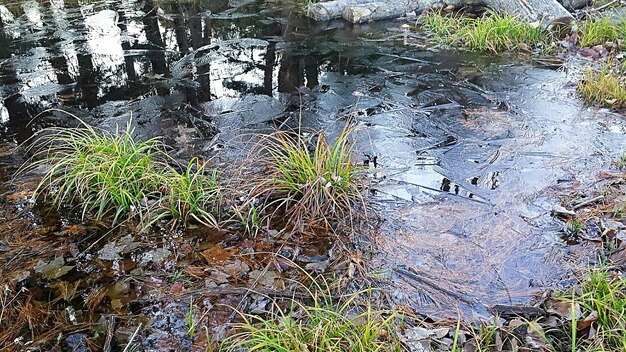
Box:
[1,0,626,325]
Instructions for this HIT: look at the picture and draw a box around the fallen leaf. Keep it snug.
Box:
[201,246,235,264]
[34,257,74,280]
[548,301,582,320]
[170,282,184,295]
[576,310,598,330]
[248,270,279,288]
[185,266,208,278]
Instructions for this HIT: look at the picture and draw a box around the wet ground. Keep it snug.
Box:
[1,0,626,350]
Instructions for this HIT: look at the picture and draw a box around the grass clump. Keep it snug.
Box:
[577,16,626,48]
[578,63,626,109]
[421,11,550,53]
[22,117,220,229]
[562,269,626,351]
[223,289,400,352]
[252,124,364,230]
[155,158,220,229]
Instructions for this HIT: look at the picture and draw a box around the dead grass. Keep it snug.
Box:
[578,62,626,110]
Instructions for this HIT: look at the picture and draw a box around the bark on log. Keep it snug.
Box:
[559,0,591,10]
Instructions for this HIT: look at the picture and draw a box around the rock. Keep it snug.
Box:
[558,0,591,10]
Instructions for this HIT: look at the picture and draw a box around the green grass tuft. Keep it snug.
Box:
[252,124,364,230]
[578,63,626,110]
[223,289,400,352]
[22,117,221,229]
[577,16,626,48]
[154,158,221,229]
[563,269,626,351]
[421,11,550,53]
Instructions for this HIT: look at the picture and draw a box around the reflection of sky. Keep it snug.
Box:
[18,47,58,103]
[0,103,8,124]
[22,1,43,28]
[86,12,127,96]
[63,44,80,81]
[210,46,267,98]
[0,0,280,113]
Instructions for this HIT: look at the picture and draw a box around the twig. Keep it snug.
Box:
[149,287,338,302]
[572,195,604,210]
[588,0,618,12]
[103,316,115,352]
[122,323,142,352]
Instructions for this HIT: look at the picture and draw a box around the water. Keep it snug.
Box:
[1,0,626,343]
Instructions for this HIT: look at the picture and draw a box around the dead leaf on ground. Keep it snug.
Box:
[577,310,598,330]
[201,246,236,264]
[547,301,582,320]
[170,282,185,295]
[185,266,208,278]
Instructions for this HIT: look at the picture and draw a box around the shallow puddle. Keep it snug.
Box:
[1,0,626,348]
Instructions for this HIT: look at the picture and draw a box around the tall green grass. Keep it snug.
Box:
[27,121,166,224]
[577,16,626,48]
[563,269,626,351]
[421,11,550,53]
[21,118,221,229]
[251,124,364,230]
[154,158,221,229]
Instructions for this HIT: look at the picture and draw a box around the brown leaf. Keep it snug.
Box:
[170,282,184,295]
[610,243,626,265]
[185,266,208,278]
[201,246,236,264]
[548,301,581,320]
[576,310,598,330]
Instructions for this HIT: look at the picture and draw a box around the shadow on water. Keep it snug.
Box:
[2,0,626,345]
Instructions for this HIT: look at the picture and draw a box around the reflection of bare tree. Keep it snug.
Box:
[278,53,303,94]
[277,50,321,93]
[0,56,33,141]
[276,12,320,94]
[263,42,276,96]
[116,2,137,81]
[143,1,168,75]
[189,8,211,102]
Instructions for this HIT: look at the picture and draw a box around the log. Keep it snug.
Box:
[486,0,573,26]
[307,0,378,20]
[559,0,591,10]
[307,0,574,27]
[342,1,419,23]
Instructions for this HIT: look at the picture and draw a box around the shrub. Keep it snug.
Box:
[578,64,626,109]
[577,16,626,48]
